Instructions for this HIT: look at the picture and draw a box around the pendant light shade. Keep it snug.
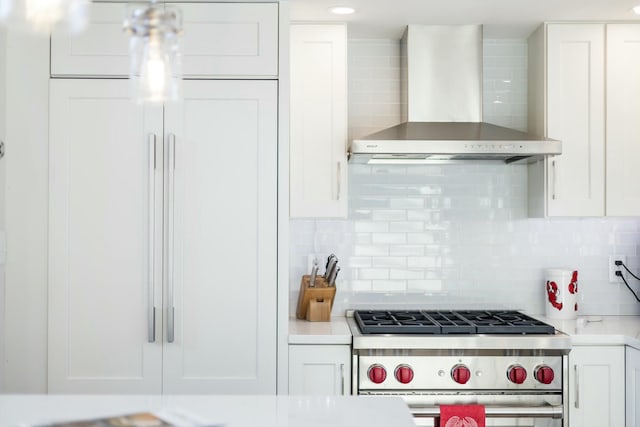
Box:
[0,0,89,34]
[124,3,182,103]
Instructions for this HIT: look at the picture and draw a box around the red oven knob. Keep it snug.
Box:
[507,364,527,384]
[451,364,471,384]
[368,364,387,384]
[534,365,555,384]
[394,364,414,384]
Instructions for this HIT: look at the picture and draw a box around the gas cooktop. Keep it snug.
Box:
[354,310,555,335]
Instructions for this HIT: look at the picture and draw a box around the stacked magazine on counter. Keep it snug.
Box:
[32,409,223,427]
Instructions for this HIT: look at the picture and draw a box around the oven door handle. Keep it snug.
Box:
[412,405,564,419]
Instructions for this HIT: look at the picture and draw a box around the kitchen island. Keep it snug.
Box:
[0,394,415,427]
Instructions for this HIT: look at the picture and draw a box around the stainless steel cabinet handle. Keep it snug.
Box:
[336,161,341,201]
[167,133,176,343]
[412,405,563,419]
[574,364,579,409]
[340,363,345,395]
[552,160,557,201]
[147,134,156,343]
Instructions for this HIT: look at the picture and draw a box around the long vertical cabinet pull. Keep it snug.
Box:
[574,364,580,409]
[148,134,157,343]
[336,161,341,201]
[167,133,176,343]
[551,160,557,200]
[339,363,345,395]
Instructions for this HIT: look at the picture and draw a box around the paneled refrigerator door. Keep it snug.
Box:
[48,79,164,393]
[162,80,278,393]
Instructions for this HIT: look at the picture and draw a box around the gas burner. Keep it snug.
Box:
[354,310,556,335]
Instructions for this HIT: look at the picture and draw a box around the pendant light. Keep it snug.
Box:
[124,2,183,103]
[0,0,89,34]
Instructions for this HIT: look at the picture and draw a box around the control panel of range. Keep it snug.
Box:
[359,356,562,390]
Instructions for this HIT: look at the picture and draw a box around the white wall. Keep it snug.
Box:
[289,38,640,317]
[3,31,49,392]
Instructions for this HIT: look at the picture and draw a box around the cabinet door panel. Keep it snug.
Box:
[163,80,277,393]
[627,347,640,427]
[606,24,640,216]
[290,24,347,218]
[569,346,625,427]
[289,345,351,395]
[176,3,278,77]
[51,3,278,78]
[546,24,605,216]
[48,79,163,393]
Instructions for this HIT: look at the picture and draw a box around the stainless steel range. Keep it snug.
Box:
[347,310,571,427]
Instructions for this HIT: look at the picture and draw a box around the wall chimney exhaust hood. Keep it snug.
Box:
[348,25,561,164]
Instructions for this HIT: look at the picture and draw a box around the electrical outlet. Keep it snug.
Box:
[609,255,626,282]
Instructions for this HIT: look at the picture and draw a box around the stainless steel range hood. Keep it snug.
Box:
[348,25,561,164]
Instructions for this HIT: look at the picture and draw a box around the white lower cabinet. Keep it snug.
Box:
[627,346,640,427]
[48,79,278,394]
[288,345,351,395]
[568,345,625,427]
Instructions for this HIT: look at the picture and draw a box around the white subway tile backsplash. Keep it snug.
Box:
[389,245,426,257]
[371,210,407,221]
[359,268,390,280]
[407,279,444,292]
[354,245,389,257]
[372,280,407,292]
[390,198,425,209]
[389,221,424,232]
[390,269,425,280]
[372,256,407,268]
[355,221,389,233]
[348,256,373,268]
[407,256,441,269]
[372,233,407,244]
[288,38,640,317]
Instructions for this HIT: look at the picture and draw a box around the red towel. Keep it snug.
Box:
[435,404,485,427]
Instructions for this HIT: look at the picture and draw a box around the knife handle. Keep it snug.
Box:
[325,256,338,280]
[324,254,336,273]
[328,266,340,286]
[309,265,318,287]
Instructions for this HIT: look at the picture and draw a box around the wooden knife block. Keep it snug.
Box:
[296,275,336,322]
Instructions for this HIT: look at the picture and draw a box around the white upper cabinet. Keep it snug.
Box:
[51,2,278,78]
[290,24,348,218]
[529,23,640,217]
[606,24,640,216]
[529,24,605,217]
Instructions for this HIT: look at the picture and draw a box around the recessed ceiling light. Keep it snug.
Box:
[329,6,356,15]
[632,5,640,14]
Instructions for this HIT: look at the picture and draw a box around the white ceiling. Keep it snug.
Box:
[289,0,640,39]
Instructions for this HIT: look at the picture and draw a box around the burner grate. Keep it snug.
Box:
[354,310,555,335]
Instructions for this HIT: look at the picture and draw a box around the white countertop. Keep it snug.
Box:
[288,317,352,345]
[289,314,640,350]
[535,315,640,350]
[0,395,415,427]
